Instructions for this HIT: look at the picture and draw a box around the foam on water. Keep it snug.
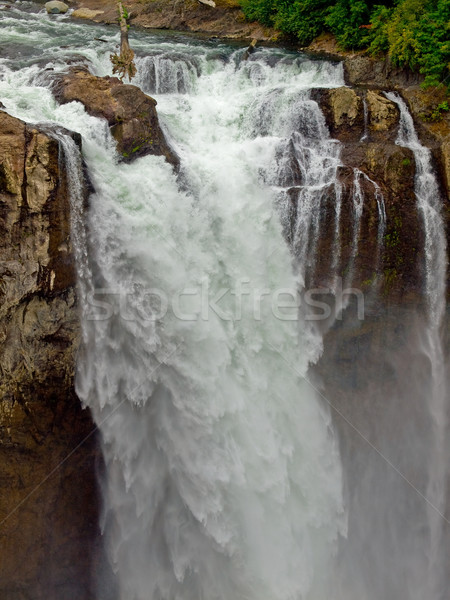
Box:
[0,12,347,600]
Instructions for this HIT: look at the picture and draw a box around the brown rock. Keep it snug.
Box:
[0,110,101,599]
[314,87,399,144]
[366,90,399,132]
[71,6,104,18]
[298,89,425,305]
[304,32,344,57]
[343,54,424,89]
[328,87,361,128]
[313,87,364,141]
[442,140,450,197]
[52,67,179,166]
[401,86,450,200]
[308,140,422,306]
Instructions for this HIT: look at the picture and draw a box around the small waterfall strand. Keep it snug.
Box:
[386,91,449,600]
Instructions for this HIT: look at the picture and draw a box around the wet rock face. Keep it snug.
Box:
[305,38,449,202]
[366,90,399,132]
[343,54,424,89]
[0,111,101,600]
[308,88,425,305]
[52,66,179,167]
[400,86,450,199]
[323,87,363,138]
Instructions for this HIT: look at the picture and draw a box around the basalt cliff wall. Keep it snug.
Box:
[309,87,441,305]
[0,111,100,599]
[273,84,448,306]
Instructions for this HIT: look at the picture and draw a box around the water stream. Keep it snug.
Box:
[387,92,448,600]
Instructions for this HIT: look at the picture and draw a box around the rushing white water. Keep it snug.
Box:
[82,46,347,600]
[386,92,449,600]
[274,103,342,286]
[0,7,349,599]
[355,170,386,275]
[360,97,368,142]
[386,93,447,323]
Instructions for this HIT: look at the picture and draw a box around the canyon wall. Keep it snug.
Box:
[0,111,100,600]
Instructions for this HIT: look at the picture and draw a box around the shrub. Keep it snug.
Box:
[239,0,450,87]
[326,0,371,49]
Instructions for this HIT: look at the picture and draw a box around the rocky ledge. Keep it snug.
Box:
[305,33,450,197]
[52,66,179,167]
[282,88,449,306]
[0,111,100,599]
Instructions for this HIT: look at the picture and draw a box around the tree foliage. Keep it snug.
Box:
[239,0,450,87]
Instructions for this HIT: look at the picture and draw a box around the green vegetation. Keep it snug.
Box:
[383,267,398,294]
[422,99,450,120]
[385,215,402,248]
[239,0,450,87]
[361,272,377,287]
[0,164,8,193]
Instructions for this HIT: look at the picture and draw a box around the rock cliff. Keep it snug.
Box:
[305,34,450,205]
[303,87,444,306]
[0,111,100,600]
[52,67,179,167]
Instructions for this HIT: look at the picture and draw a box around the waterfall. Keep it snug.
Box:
[360,97,369,142]
[135,54,201,95]
[269,105,386,303]
[75,49,347,600]
[272,100,342,287]
[386,93,447,323]
[356,170,386,275]
[47,129,92,293]
[387,92,448,600]
[1,7,449,600]
[0,24,347,598]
